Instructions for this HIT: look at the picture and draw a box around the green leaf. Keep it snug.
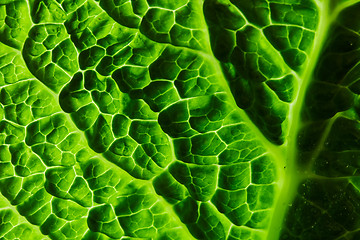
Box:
[1,0,360,239]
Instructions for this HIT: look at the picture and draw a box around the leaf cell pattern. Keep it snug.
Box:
[0,0,360,240]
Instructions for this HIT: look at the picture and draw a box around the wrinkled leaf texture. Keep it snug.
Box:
[0,0,360,239]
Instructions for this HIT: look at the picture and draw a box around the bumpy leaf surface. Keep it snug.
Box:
[0,0,360,239]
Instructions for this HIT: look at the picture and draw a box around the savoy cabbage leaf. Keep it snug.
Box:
[1,0,360,239]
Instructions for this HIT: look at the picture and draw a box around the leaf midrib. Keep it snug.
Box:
[266,1,333,239]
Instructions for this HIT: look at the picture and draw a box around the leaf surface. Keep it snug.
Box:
[1,0,360,239]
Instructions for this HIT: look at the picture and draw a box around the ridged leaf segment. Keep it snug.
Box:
[1,0,360,239]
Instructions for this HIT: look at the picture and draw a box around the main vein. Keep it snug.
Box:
[266,1,332,239]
